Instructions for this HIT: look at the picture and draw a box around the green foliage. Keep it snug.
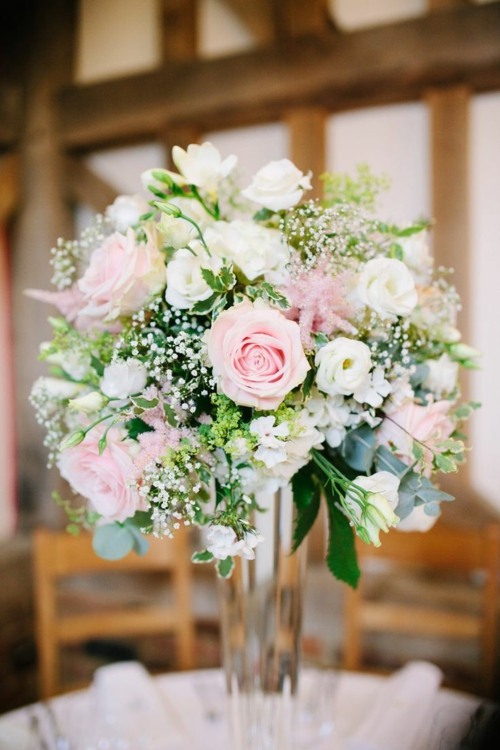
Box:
[292,464,321,552]
[192,549,215,564]
[217,556,235,578]
[321,164,390,212]
[245,281,290,310]
[324,483,360,589]
[340,423,376,473]
[126,417,155,441]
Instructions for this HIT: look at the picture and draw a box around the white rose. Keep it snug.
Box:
[397,504,439,532]
[165,246,222,309]
[40,343,91,381]
[101,358,148,400]
[357,257,417,319]
[242,158,312,211]
[398,231,433,281]
[209,220,289,282]
[315,338,372,396]
[106,194,149,233]
[171,142,237,192]
[423,353,459,396]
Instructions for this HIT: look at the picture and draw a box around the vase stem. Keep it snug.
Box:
[218,486,307,750]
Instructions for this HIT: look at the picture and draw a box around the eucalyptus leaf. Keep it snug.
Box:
[375,445,410,478]
[341,423,376,473]
[93,524,134,560]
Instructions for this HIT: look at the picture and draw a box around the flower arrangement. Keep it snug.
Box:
[28,142,478,586]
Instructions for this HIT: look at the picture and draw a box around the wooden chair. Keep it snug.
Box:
[342,523,500,697]
[33,527,195,698]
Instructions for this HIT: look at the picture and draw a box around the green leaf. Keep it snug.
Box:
[127,510,154,531]
[164,403,179,427]
[302,368,315,399]
[92,524,134,560]
[291,464,320,552]
[192,293,222,314]
[192,549,215,564]
[217,556,235,578]
[131,396,159,410]
[324,484,360,589]
[341,424,376,473]
[91,355,105,376]
[253,208,275,221]
[97,434,107,455]
[434,453,458,473]
[126,417,154,441]
[126,524,150,556]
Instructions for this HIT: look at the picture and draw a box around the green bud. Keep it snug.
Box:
[60,430,86,450]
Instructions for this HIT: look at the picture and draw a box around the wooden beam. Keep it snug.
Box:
[65,157,119,213]
[58,2,500,151]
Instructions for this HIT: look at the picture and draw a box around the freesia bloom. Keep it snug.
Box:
[242,158,312,211]
[78,229,165,322]
[100,359,148,400]
[106,194,149,233]
[315,337,372,397]
[58,426,144,522]
[357,257,417,319]
[250,415,289,468]
[207,299,309,410]
[377,399,455,475]
[172,142,237,192]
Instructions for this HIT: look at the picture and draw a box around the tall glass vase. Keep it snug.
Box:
[217,486,307,750]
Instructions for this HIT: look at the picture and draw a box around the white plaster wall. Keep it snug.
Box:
[469,93,500,510]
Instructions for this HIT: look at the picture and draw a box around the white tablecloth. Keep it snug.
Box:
[0,665,492,750]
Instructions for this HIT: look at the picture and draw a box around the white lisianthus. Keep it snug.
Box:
[250,416,289,468]
[101,358,148,400]
[357,257,418,319]
[209,220,289,282]
[353,366,392,408]
[165,246,222,309]
[68,391,108,414]
[397,504,439,532]
[398,231,433,282]
[172,142,237,192]
[315,338,372,397]
[423,353,459,397]
[106,194,149,233]
[346,471,400,546]
[242,158,312,211]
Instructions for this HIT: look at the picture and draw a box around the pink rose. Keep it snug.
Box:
[58,426,145,522]
[377,400,455,476]
[207,300,309,410]
[78,229,165,322]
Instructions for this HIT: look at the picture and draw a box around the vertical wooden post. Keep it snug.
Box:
[286,108,327,200]
[427,84,475,508]
[12,0,77,525]
[161,0,198,61]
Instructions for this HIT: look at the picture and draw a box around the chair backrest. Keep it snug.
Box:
[342,522,500,697]
[33,527,195,698]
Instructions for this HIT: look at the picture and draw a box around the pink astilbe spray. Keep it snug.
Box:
[283,261,355,350]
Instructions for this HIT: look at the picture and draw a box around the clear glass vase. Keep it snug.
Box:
[217,486,308,750]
